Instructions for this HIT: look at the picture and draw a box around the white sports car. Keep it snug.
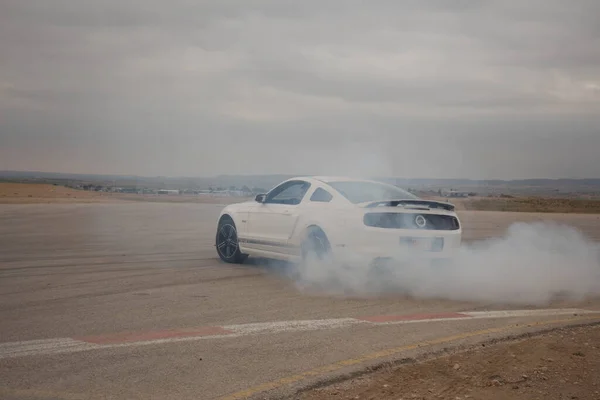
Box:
[215,176,462,266]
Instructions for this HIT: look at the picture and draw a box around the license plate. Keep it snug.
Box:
[400,237,444,251]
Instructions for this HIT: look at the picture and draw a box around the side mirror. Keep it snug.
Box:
[255,194,266,203]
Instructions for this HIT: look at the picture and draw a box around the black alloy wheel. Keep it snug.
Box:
[216,217,244,263]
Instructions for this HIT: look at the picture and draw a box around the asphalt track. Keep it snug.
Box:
[1,203,599,400]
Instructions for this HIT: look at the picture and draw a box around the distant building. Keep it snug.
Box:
[158,189,180,195]
[441,189,469,198]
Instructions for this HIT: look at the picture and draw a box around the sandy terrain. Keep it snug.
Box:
[5,183,600,214]
[425,195,600,214]
[0,182,120,203]
[300,323,600,400]
[0,182,249,204]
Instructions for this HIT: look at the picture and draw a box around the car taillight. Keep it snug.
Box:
[363,213,460,230]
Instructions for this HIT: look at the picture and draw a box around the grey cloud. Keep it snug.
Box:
[0,0,599,178]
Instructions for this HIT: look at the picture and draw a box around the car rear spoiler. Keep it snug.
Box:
[363,199,455,211]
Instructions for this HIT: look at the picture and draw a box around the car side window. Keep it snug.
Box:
[265,181,310,205]
[309,188,333,203]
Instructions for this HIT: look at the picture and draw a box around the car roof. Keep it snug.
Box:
[312,176,358,183]
[295,176,388,185]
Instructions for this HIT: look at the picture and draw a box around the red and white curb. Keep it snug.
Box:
[1,308,598,360]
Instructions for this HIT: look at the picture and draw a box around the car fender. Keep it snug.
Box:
[216,202,253,232]
[291,206,352,248]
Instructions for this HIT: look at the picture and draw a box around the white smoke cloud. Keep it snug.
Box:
[289,221,600,306]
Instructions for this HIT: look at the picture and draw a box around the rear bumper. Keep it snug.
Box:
[330,228,462,265]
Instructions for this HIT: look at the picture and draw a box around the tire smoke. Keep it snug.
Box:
[289,221,600,306]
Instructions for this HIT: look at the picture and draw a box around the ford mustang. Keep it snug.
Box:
[215,176,462,266]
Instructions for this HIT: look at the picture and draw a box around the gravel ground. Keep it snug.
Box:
[299,323,600,400]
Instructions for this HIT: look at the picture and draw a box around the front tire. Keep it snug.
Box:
[216,217,244,263]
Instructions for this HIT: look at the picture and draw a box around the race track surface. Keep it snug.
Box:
[1,203,599,400]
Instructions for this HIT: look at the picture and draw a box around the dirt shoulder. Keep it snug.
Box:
[0,182,121,203]
[423,195,600,214]
[0,183,249,204]
[4,183,599,212]
[299,324,600,400]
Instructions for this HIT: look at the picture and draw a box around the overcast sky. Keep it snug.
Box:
[1,0,599,179]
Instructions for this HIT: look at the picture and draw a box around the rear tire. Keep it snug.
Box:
[301,227,332,263]
[216,216,244,264]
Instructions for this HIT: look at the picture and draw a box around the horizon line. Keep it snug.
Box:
[0,169,599,182]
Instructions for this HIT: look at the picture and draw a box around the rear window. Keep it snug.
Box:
[328,181,419,204]
[310,188,333,202]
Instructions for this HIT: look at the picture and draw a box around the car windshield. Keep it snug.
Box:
[328,181,420,204]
